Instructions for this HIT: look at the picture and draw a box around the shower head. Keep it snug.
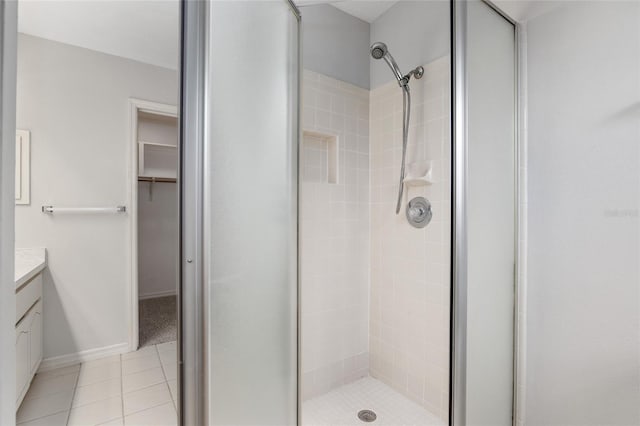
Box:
[370,41,405,86]
[370,42,387,60]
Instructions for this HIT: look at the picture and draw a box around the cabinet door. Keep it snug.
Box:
[29,301,43,374]
[15,320,30,403]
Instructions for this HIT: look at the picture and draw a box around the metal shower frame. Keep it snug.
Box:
[449,1,521,426]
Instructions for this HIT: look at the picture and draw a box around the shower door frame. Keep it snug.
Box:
[180,0,206,424]
[180,1,301,424]
[449,1,521,425]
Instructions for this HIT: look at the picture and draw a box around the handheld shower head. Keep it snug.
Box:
[370,42,387,60]
[369,42,426,217]
[370,41,404,85]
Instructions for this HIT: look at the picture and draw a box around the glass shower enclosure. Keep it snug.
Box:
[179,0,518,425]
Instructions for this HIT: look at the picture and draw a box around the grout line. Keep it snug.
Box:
[21,378,78,402]
[73,372,122,391]
[17,367,81,425]
[15,401,71,425]
[119,352,125,425]
[65,367,81,426]
[124,395,173,419]
[123,379,167,396]
[155,344,177,412]
[125,401,176,421]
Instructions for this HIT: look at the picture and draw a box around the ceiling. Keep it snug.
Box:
[18,0,179,70]
[296,0,398,22]
[17,0,562,71]
[301,0,562,23]
[330,1,398,23]
[493,0,564,22]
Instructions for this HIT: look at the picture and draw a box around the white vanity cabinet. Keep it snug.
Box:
[15,321,30,403]
[15,274,43,408]
[29,301,43,373]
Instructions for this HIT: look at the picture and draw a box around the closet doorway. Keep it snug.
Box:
[129,99,180,353]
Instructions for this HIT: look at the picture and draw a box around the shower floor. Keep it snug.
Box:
[302,377,445,426]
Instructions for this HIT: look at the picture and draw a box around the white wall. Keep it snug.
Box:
[301,4,370,89]
[300,70,370,399]
[370,1,449,89]
[15,34,178,359]
[526,2,640,424]
[0,2,17,424]
[369,56,450,421]
[138,182,178,299]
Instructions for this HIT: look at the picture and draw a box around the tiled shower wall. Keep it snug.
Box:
[300,71,370,400]
[369,56,451,421]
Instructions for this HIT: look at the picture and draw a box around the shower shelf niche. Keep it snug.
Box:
[302,130,338,184]
[403,161,434,187]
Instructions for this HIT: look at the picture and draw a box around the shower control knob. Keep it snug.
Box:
[406,197,432,228]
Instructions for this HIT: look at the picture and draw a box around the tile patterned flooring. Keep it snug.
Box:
[19,347,442,426]
[303,377,445,426]
[17,341,177,426]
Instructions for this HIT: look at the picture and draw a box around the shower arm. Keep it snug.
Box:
[382,53,424,88]
[401,67,425,87]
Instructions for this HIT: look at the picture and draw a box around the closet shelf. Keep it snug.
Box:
[138,141,178,180]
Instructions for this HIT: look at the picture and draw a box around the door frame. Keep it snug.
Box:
[0,1,17,425]
[127,98,179,353]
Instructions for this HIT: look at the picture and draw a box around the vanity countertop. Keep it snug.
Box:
[15,248,47,290]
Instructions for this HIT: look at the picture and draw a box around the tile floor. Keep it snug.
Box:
[303,377,444,426]
[17,341,178,426]
[19,348,441,426]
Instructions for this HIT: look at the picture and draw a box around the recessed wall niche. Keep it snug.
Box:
[302,130,338,184]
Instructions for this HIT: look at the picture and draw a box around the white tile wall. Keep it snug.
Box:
[301,59,451,420]
[369,56,451,421]
[300,70,371,400]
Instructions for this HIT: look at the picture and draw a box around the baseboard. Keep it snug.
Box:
[38,342,129,372]
[139,289,177,300]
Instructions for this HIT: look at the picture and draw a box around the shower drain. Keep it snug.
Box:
[357,409,377,423]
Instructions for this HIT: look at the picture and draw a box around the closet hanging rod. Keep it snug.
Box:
[41,205,126,214]
[138,176,177,183]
